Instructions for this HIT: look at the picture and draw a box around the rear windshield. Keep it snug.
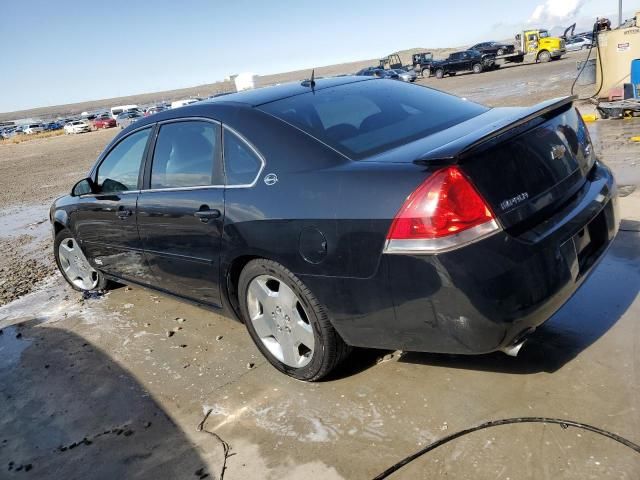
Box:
[258,80,488,159]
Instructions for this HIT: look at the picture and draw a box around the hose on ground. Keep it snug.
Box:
[373,417,640,479]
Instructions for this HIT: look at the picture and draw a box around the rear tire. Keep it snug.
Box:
[238,259,351,381]
[421,67,430,77]
[435,68,444,79]
[54,228,109,292]
[472,63,483,74]
[497,48,504,56]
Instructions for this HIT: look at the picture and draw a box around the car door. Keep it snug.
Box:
[136,118,225,306]
[447,53,459,72]
[71,126,154,283]
[461,52,473,71]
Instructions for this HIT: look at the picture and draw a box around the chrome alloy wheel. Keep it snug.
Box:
[57,237,99,290]
[246,274,315,368]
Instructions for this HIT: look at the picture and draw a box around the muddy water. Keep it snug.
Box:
[0,204,54,305]
[588,118,640,189]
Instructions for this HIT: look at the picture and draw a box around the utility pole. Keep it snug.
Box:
[618,0,622,26]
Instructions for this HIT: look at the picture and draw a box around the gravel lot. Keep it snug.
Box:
[0,51,639,479]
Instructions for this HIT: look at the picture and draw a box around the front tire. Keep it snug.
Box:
[537,50,551,63]
[435,69,444,79]
[238,259,350,381]
[54,228,108,292]
[472,63,483,74]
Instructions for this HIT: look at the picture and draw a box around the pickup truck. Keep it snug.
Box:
[431,50,497,79]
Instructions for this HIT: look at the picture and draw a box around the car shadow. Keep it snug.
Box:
[0,318,212,478]
[335,232,639,377]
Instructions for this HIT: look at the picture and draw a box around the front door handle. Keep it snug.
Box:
[117,206,133,219]
[194,207,221,223]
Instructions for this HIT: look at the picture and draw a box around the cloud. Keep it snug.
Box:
[528,0,587,25]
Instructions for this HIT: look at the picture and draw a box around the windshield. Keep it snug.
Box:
[259,80,488,160]
[539,30,549,38]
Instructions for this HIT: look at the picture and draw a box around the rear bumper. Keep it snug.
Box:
[303,162,618,354]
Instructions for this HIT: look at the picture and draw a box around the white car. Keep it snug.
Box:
[23,123,44,135]
[64,121,91,134]
[170,98,201,109]
[566,36,592,52]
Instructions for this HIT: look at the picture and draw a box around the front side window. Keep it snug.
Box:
[96,128,150,193]
[224,128,262,186]
[150,121,218,189]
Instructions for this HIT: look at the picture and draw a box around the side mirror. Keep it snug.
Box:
[71,178,94,196]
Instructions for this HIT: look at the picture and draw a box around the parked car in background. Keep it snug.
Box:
[116,111,142,129]
[412,52,435,76]
[49,77,618,381]
[390,69,417,82]
[23,123,44,135]
[110,105,139,119]
[0,127,16,139]
[470,41,516,56]
[355,68,400,79]
[565,36,592,51]
[431,50,496,78]
[64,120,91,134]
[170,98,201,109]
[44,122,63,131]
[145,105,168,116]
[93,116,117,129]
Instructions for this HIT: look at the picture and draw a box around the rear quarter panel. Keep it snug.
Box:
[217,106,425,280]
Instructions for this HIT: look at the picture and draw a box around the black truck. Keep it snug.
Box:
[430,50,497,79]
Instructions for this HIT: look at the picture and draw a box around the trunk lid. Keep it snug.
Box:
[364,97,594,231]
[459,102,595,230]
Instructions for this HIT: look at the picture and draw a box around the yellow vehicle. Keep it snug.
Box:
[516,29,566,62]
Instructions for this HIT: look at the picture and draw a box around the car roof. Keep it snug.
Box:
[204,76,372,107]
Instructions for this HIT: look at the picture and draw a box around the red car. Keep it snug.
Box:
[93,117,116,129]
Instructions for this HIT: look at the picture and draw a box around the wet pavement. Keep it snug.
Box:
[0,123,639,478]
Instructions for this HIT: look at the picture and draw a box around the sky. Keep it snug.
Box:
[1,0,637,112]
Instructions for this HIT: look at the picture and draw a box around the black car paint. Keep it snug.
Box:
[471,42,516,56]
[431,50,495,76]
[51,77,618,356]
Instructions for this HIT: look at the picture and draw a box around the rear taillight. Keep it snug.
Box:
[384,166,500,254]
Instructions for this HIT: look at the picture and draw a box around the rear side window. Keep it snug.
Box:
[259,80,488,159]
[96,128,150,193]
[223,129,263,186]
[150,121,218,189]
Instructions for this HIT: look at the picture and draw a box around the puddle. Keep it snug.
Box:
[0,204,51,241]
[0,325,33,369]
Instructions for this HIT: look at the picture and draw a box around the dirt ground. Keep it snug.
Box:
[1,52,639,479]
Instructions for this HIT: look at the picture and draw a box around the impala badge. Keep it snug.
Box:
[551,144,566,160]
[264,173,278,186]
[500,192,529,211]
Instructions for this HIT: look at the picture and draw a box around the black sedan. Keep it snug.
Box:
[471,41,516,56]
[50,77,619,381]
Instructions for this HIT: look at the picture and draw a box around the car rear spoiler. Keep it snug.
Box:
[413,96,576,166]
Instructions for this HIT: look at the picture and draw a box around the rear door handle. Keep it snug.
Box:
[194,208,221,222]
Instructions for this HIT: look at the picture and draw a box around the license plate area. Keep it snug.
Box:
[576,208,608,276]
